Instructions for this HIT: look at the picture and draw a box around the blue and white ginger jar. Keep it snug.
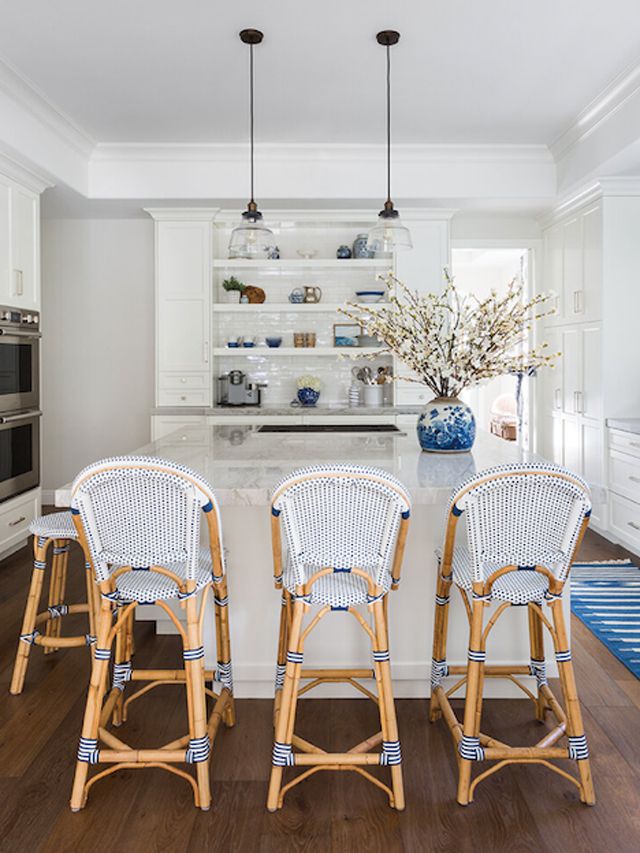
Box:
[417,398,476,453]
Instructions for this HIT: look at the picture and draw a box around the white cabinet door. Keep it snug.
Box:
[394,220,449,405]
[540,327,562,414]
[563,417,581,474]
[581,203,602,322]
[543,225,563,321]
[560,327,580,416]
[156,221,212,405]
[562,217,582,322]
[580,323,602,422]
[9,185,39,309]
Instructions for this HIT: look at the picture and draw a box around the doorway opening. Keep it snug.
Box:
[451,247,532,449]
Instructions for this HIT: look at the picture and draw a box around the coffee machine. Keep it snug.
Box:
[218,370,264,407]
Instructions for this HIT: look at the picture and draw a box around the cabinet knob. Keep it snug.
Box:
[180,395,187,401]
[181,378,187,384]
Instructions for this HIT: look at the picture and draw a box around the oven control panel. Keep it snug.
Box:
[0,306,40,329]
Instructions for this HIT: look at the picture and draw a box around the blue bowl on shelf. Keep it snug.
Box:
[297,387,320,407]
[355,290,385,303]
[243,341,255,348]
[227,341,240,348]
[265,337,283,348]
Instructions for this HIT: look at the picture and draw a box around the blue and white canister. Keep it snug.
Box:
[417,398,476,453]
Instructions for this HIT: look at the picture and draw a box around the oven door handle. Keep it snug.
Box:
[0,328,41,339]
[0,410,42,424]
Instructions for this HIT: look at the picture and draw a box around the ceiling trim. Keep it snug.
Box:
[0,148,53,193]
[92,142,553,166]
[0,54,95,157]
[550,59,640,163]
[144,207,221,221]
[539,175,640,228]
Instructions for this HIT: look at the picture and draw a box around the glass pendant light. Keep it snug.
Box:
[366,30,412,254]
[228,29,273,259]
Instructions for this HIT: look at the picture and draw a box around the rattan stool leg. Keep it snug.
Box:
[111,607,128,727]
[372,599,404,810]
[84,561,97,649]
[550,599,596,805]
[457,597,486,806]
[70,601,113,811]
[44,540,66,653]
[184,595,211,812]
[9,537,48,695]
[267,599,305,812]
[528,602,547,722]
[273,591,289,727]
[429,572,452,722]
[214,577,235,728]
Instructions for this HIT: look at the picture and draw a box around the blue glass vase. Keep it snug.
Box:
[417,398,476,453]
[297,387,320,407]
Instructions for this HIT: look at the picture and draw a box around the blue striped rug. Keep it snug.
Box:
[571,560,640,679]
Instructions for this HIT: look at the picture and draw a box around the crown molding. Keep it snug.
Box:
[0,148,53,193]
[144,207,221,222]
[93,142,552,167]
[550,59,640,163]
[539,175,640,228]
[0,54,95,158]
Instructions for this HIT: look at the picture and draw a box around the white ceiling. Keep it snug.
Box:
[0,0,639,146]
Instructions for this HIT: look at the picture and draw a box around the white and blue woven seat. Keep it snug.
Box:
[282,558,392,607]
[29,511,78,540]
[439,546,567,604]
[108,547,214,603]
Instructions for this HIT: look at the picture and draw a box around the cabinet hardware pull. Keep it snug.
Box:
[554,389,561,409]
[573,290,583,314]
[203,342,209,364]
[181,378,187,384]
[8,516,26,527]
[630,441,640,449]
[629,476,640,484]
[13,269,24,297]
[628,521,640,531]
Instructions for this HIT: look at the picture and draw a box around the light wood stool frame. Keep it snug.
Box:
[267,501,409,812]
[10,533,96,695]
[429,470,595,806]
[69,509,235,812]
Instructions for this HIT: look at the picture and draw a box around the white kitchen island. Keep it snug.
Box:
[55,424,567,698]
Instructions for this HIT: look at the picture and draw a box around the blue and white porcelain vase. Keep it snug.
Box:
[417,397,476,453]
[297,387,320,407]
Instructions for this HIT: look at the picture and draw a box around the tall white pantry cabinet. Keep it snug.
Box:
[539,184,640,539]
[0,163,43,556]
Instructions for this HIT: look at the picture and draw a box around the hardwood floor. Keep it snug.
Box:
[1,529,639,852]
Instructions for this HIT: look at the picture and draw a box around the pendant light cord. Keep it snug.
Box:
[386,43,391,206]
[249,42,255,205]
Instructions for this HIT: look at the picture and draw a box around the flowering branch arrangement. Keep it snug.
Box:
[340,270,557,399]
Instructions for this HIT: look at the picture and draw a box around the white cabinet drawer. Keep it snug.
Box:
[157,389,210,407]
[609,429,640,460]
[395,387,430,406]
[159,372,208,390]
[151,415,206,441]
[0,490,39,552]
[609,492,640,550]
[609,450,640,502]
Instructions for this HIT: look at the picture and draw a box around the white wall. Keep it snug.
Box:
[41,218,154,496]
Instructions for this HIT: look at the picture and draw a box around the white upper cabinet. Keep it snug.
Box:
[154,219,213,406]
[543,200,602,326]
[0,177,40,310]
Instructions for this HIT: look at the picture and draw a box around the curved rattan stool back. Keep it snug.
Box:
[446,463,591,585]
[271,464,411,588]
[71,455,223,584]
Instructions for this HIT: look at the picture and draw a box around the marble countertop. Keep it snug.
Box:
[55,426,538,508]
[151,405,423,417]
[606,418,640,435]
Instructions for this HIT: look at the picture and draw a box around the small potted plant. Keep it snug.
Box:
[222,276,246,303]
[296,375,321,407]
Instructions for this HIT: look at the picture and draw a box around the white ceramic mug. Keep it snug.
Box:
[363,385,383,407]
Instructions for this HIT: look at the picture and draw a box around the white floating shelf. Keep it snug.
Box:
[213,347,384,357]
[212,302,387,313]
[212,258,392,270]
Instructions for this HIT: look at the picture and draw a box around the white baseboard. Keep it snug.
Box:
[41,489,56,506]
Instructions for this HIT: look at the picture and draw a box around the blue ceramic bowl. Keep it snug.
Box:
[243,341,255,348]
[297,387,320,407]
[265,337,282,348]
[227,341,240,348]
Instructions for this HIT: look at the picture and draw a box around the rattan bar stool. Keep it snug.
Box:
[267,464,411,811]
[10,511,97,695]
[429,463,595,806]
[68,456,234,812]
